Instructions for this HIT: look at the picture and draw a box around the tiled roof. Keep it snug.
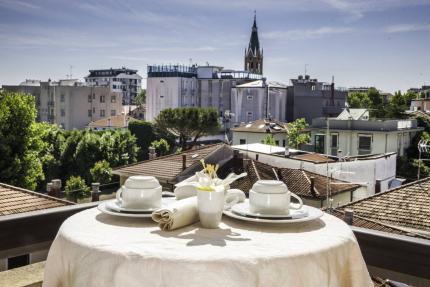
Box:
[279,168,360,199]
[88,114,136,128]
[229,160,360,199]
[336,177,430,234]
[329,209,430,240]
[0,183,74,216]
[231,119,287,133]
[113,144,230,183]
[290,153,335,163]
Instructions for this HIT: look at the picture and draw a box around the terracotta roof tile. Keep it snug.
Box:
[228,160,360,199]
[337,177,430,234]
[0,183,74,216]
[113,144,230,182]
[88,114,136,128]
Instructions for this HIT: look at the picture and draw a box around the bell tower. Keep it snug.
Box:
[244,11,263,75]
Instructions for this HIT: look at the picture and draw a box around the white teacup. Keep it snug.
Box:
[249,180,303,215]
[116,176,162,210]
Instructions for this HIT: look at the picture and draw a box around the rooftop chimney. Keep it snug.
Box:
[344,208,354,225]
[182,154,187,170]
[149,146,156,159]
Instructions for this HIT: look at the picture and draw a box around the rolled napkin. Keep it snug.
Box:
[151,196,198,231]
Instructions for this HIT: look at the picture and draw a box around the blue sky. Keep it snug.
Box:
[0,0,430,92]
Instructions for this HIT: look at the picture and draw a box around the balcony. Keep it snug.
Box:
[312,117,420,131]
[0,203,428,286]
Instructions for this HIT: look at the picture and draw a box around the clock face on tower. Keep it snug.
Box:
[245,12,263,75]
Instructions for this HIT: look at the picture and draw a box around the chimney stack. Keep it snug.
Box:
[50,179,62,198]
[91,183,100,202]
[148,146,156,159]
[182,154,187,170]
[344,208,354,225]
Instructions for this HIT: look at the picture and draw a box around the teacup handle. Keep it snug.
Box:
[116,186,123,203]
[224,193,240,210]
[289,193,303,210]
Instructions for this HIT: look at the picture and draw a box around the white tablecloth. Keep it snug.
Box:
[43,208,372,287]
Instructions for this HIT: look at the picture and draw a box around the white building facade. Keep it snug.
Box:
[85,68,142,105]
[309,117,422,156]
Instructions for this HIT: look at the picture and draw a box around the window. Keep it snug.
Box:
[100,109,105,117]
[92,107,95,113]
[331,134,338,148]
[315,134,325,154]
[88,110,92,117]
[247,95,253,100]
[100,95,105,103]
[88,95,92,102]
[283,139,286,147]
[358,134,372,154]
[61,109,65,117]
[60,94,65,102]
[111,95,116,103]
[93,94,95,99]
[7,254,29,270]
[240,139,246,144]
[111,110,116,116]
[275,140,279,146]
[246,111,253,122]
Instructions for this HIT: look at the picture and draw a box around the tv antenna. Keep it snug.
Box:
[66,65,74,79]
[417,139,430,179]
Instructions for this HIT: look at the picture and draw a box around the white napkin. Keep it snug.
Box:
[151,197,198,231]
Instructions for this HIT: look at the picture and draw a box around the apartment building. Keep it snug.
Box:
[3,79,123,130]
[287,75,347,123]
[309,111,422,156]
[145,64,262,122]
[85,67,142,105]
[231,79,287,123]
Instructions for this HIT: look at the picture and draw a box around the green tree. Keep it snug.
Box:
[261,134,276,146]
[154,107,220,150]
[347,92,372,109]
[90,160,112,184]
[0,90,44,190]
[134,89,146,106]
[128,120,155,160]
[64,176,90,201]
[150,138,171,156]
[34,123,66,190]
[286,118,310,149]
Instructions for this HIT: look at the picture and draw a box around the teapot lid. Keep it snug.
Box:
[125,176,160,189]
[251,180,287,194]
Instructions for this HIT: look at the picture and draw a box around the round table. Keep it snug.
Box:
[43,207,372,287]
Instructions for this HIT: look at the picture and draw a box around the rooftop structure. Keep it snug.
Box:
[231,119,286,134]
[337,108,370,120]
[223,159,362,208]
[336,177,430,237]
[87,114,136,130]
[113,144,233,187]
[0,183,74,216]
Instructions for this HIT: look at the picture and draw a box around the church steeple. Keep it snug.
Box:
[245,11,263,74]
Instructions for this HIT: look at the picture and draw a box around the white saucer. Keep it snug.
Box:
[106,200,159,213]
[231,200,308,219]
[224,200,324,224]
[98,198,176,218]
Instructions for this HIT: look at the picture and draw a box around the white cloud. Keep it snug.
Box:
[385,23,430,33]
[263,26,353,40]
